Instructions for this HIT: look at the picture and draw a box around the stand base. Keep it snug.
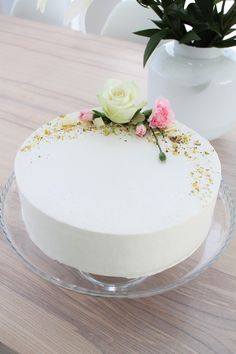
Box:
[80,272,147,291]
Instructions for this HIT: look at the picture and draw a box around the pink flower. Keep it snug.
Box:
[148,98,174,129]
[136,123,147,137]
[79,110,93,122]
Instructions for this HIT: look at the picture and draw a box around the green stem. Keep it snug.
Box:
[220,0,227,33]
[150,127,166,161]
[158,128,165,138]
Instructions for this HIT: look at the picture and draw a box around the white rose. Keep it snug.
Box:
[98,80,144,124]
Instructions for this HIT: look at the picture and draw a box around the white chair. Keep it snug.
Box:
[0,0,15,15]
[84,0,120,34]
[10,0,70,26]
[101,0,156,44]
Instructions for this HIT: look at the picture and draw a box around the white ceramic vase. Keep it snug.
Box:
[148,40,236,140]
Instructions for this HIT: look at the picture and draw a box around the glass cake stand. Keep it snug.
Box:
[0,174,235,298]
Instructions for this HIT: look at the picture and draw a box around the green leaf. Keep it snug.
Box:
[131,108,142,120]
[135,1,165,19]
[143,29,170,66]
[92,109,106,118]
[222,3,236,32]
[130,113,146,125]
[142,109,152,118]
[215,37,236,47]
[194,29,218,46]
[151,19,166,29]
[163,3,188,38]
[195,0,215,20]
[136,0,158,7]
[149,3,164,19]
[135,0,236,51]
[192,23,210,33]
[166,5,190,21]
[92,110,111,124]
[162,0,174,9]
[209,21,221,35]
[187,3,205,22]
[134,28,158,38]
[175,0,187,6]
[225,28,236,36]
[179,30,201,44]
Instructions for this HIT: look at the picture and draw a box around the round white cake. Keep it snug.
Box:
[15,112,221,278]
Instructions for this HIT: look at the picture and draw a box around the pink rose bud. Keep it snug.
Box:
[136,123,147,137]
[148,98,174,129]
[79,110,94,122]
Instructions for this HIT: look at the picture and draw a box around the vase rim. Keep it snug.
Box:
[173,41,222,59]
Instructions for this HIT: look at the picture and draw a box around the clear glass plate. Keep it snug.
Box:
[0,174,235,298]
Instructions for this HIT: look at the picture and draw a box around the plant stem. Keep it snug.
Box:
[150,127,166,161]
[220,0,227,33]
[158,128,165,138]
[150,127,161,150]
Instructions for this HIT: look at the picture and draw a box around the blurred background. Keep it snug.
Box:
[1,0,233,44]
[0,0,154,43]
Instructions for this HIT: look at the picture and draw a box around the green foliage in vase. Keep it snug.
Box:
[135,0,236,65]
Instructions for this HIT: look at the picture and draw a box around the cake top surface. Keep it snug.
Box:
[15,112,221,235]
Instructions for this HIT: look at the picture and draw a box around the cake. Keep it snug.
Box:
[14,80,221,279]
[14,116,221,279]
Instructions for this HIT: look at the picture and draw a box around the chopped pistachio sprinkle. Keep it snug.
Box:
[20,115,217,204]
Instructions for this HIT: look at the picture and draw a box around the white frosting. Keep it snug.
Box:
[15,113,221,278]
